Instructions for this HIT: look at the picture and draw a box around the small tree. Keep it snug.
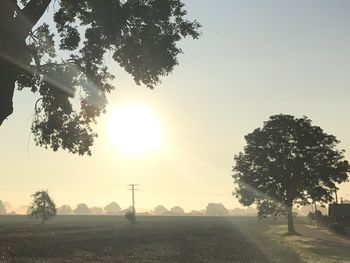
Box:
[57,205,72,215]
[232,115,349,235]
[29,190,56,224]
[73,203,90,215]
[170,206,185,215]
[0,201,7,215]
[125,210,136,226]
[153,205,168,215]
[205,203,229,216]
[104,202,121,215]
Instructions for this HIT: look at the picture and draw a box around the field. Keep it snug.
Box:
[0,216,347,262]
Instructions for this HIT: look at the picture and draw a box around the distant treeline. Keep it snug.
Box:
[1,200,348,216]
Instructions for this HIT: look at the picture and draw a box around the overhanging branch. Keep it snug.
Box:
[18,0,52,39]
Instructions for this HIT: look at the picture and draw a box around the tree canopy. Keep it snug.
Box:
[74,203,90,215]
[232,114,350,234]
[0,201,7,215]
[0,0,200,155]
[57,204,73,215]
[29,190,56,223]
[205,203,229,216]
[104,202,121,215]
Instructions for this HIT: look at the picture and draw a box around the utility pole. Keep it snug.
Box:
[128,184,139,214]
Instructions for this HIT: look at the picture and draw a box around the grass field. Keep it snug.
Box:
[0,215,346,262]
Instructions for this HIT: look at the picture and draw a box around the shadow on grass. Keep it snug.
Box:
[268,224,350,263]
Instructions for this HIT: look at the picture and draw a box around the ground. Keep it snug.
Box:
[269,224,350,263]
[0,216,347,262]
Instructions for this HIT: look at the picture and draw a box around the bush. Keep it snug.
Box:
[125,211,136,225]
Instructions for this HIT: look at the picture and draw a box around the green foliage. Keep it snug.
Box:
[232,115,350,222]
[29,190,56,223]
[11,0,201,155]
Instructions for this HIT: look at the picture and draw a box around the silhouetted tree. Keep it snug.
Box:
[189,210,203,216]
[104,202,121,215]
[0,200,6,215]
[205,203,229,216]
[74,203,90,215]
[153,205,168,215]
[90,207,104,215]
[233,114,350,235]
[125,210,136,225]
[29,190,56,224]
[0,0,200,155]
[3,202,13,214]
[57,205,72,215]
[170,206,185,215]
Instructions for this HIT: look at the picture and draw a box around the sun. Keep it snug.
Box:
[107,104,161,155]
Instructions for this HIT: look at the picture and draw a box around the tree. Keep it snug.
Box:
[0,200,7,215]
[205,203,229,216]
[170,206,185,215]
[104,202,121,215]
[90,207,104,215]
[153,205,168,215]
[125,210,136,225]
[57,204,72,215]
[0,0,200,155]
[232,114,350,234]
[29,190,56,224]
[73,203,90,215]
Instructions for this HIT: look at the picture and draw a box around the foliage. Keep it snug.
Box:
[29,190,56,223]
[125,210,136,225]
[205,203,229,216]
[104,202,121,215]
[0,201,6,215]
[73,203,90,215]
[57,205,72,215]
[0,0,201,155]
[170,206,185,214]
[153,205,168,215]
[232,114,350,233]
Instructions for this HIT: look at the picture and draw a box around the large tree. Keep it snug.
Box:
[0,0,200,155]
[232,114,349,235]
[29,190,56,224]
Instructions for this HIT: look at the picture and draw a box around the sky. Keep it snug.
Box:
[1,0,350,212]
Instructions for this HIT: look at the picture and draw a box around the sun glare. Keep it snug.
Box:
[107,104,161,155]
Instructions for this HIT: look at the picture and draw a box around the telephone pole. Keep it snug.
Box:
[128,184,139,214]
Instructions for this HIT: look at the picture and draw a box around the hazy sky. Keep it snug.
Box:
[1,0,350,212]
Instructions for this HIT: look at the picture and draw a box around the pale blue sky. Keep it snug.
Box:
[1,0,350,211]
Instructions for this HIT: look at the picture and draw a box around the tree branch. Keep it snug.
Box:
[18,0,52,39]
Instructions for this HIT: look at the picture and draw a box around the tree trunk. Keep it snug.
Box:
[0,58,17,126]
[0,0,52,126]
[287,207,297,235]
[0,1,19,126]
